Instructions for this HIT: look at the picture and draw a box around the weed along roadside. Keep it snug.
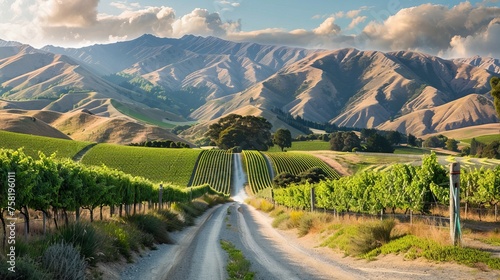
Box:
[247,196,500,278]
[1,194,229,279]
[0,148,230,279]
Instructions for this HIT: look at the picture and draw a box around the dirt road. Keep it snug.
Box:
[121,154,498,280]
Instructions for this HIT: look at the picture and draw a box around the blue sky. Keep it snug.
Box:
[0,0,499,58]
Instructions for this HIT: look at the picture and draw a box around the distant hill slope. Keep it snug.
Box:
[0,112,70,139]
[0,105,192,145]
[43,34,316,101]
[0,35,499,140]
[192,48,499,136]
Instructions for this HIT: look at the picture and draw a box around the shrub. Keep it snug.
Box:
[351,219,396,255]
[55,222,102,265]
[42,242,87,280]
[259,199,275,212]
[156,209,185,231]
[0,257,51,280]
[298,216,314,237]
[287,211,304,228]
[272,212,290,228]
[125,214,172,244]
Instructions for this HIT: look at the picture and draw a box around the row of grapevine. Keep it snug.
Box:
[190,149,233,195]
[264,152,340,179]
[81,144,202,185]
[0,130,91,159]
[271,153,500,215]
[242,150,273,194]
[0,148,219,240]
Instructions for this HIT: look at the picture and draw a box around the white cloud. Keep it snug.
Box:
[445,18,500,58]
[313,17,341,35]
[361,2,500,55]
[347,16,367,30]
[10,0,25,18]
[0,0,498,58]
[346,9,361,18]
[40,0,99,27]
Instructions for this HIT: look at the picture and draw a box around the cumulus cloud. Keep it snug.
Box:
[361,2,500,55]
[226,17,354,49]
[39,6,177,46]
[445,18,500,57]
[347,16,367,30]
[172,8,236,37]
[10,1,238,47]
[41,0,99,27]
[313,17,341,35]
[0,0,498,58]
[10,0,25,18]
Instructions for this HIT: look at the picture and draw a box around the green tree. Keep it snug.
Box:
[273,128,292,152]
[423,135,446,148]
[343,132,361,152]
[482,141,500,159]
[360,128,377,142]
[365,133,394,153]
[329,131,360,152]
[329,132,344,151]
[386,131,402,146]
[206,114,273,150]
[407,133,417,146]
[446,138,459,152]
[490,77,500,120]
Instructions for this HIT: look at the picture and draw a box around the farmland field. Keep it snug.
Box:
[267,140,330,152]
[111,100,175,129]
[0,130,91,159]
[460,134,500,144]
[308,150,500,175]
[190,149,233,194]
[242,150,273,194]
[81,144,202,185]
[264,151,340,179]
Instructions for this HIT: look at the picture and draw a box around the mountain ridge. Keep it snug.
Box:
[0,34,499,142]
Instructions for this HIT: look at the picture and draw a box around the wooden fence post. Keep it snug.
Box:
[450,162,461,246]
[159,184,163,210]
[310,187,316,212]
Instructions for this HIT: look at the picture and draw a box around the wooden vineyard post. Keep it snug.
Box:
[311,187,316,212]
[450,163,461,246]
[159,184,163,210]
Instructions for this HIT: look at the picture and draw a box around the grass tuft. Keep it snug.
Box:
[220,240,255,280]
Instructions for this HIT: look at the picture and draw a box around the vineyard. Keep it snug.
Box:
[264,151,340,179]
[81,144,202,185]
[190,149,233,194]
[269,153,500,218]
[0,148,221,238]
[242,150,273,194]
[267,140,330,152]
[0,130,91,159]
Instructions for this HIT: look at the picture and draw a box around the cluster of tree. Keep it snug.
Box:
[205,114,273,151]
[129,140,190,148]
[272,167,328,187]
[329,130,395,153]
[464,139,500,159]
[273,128,292,151]
[294,134,331,142]
[271,153,487,215]
[360,128,403,146]
[0,148,219,246]
[271,108,312,134]
[171,125,192,135]
[491,77,500,120]
[422,135,446,148]
[271,107,360,134]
